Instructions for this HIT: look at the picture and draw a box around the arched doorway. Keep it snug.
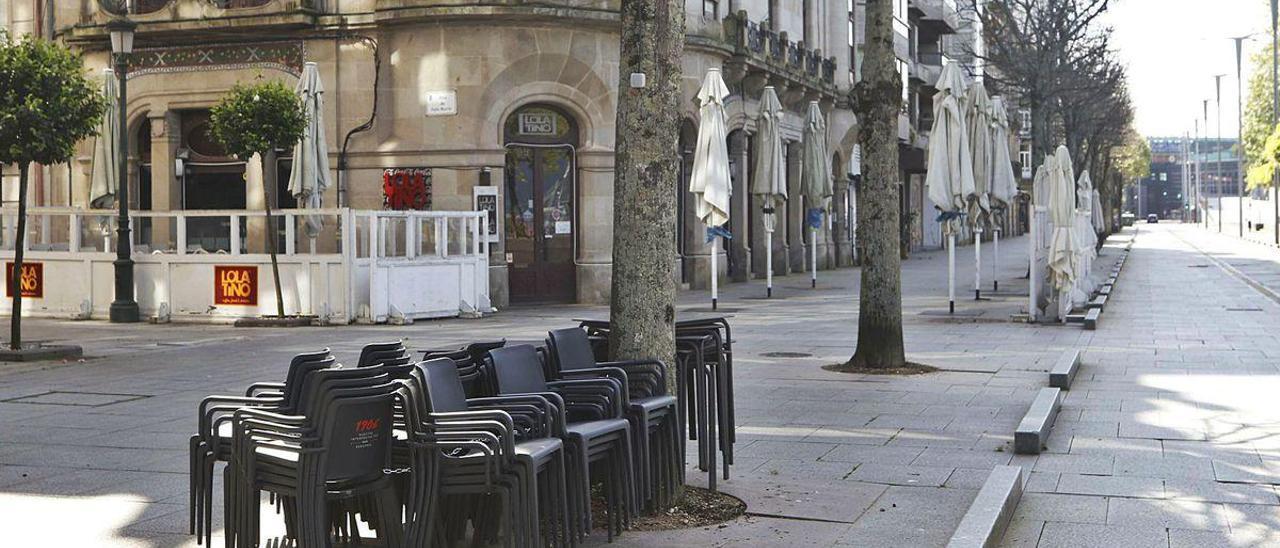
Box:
[503,104,578,303]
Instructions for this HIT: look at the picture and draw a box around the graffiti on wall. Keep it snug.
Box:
[382,168,433,210]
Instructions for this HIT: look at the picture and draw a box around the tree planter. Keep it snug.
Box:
[233,315,315,328]
[0,343,83,362]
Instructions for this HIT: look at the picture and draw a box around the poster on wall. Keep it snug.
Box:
[214,265,258,306]
[5,262,42,299]
[383,168,433,210]
[473,186,499,238]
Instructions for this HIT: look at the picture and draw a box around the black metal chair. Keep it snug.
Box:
[189,349,335,546]
[224,376,405,547]
[487,344,635,542]
[578,317,737,491]
[403,358,571,547]
[546,327,680,510]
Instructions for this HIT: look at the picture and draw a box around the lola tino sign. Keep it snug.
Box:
[5,262,42,298]
[214,266,258,306]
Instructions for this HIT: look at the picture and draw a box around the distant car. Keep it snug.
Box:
[1121,212,1136,226]
[1147,214,1158,224]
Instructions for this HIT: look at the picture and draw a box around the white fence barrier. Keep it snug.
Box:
[0,207,490,324]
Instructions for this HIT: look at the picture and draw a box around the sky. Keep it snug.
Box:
[1103,0,1271,138]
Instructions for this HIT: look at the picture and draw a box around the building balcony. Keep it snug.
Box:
[915,51,948,86]
[720,11,839,102]
[67,0,318,43]
[910,0,960,34]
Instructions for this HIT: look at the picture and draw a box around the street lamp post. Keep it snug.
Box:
[1215,74,1225,234]
[107,19,139,323]
[1233,36,1247,238]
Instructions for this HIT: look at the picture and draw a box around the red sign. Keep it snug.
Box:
[5,262,42,299]
[214,265,257,306]
[382,168,432,210]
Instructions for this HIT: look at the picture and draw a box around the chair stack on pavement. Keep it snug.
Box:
[188,320,731,547]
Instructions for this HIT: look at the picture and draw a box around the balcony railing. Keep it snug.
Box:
[108,0,293,15]
[726,12,837,87]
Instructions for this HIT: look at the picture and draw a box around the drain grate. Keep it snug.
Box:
[2,391,151,407]
[1226,307,1264,312]
[1188,264,1211,268]
[761,351,813,358]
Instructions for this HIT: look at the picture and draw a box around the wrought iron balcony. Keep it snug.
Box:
[102,0,289,14]
[723,11,838,93]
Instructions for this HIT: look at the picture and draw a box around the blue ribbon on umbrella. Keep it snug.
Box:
[705,226,732,243]
[806,208,824,229]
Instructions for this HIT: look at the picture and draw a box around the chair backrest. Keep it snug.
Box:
[358,341,406,367]
[317,385,397,481]
[294,366,389,416]
[282,355,338,411]
[547,328,598,372]
[414,357,469,413]
[487,344,548,394]
[464,340,506,363]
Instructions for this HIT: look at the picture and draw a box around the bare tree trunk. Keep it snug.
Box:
[844,0,906,369]
[9,163,28,350]
[608,0,684,383]
[263,149,286,318]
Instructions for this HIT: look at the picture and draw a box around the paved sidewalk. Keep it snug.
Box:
[997,223,1280,547]
[0,229,1155,547]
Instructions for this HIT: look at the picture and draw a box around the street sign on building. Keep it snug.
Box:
[424,90,457,117]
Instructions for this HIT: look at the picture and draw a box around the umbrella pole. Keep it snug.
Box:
[711,235,719,310]
[974,227,982,300]
[766,230,773,298]
[948,231,956,314]
[810,227,817,288]
[993,228,1000,292]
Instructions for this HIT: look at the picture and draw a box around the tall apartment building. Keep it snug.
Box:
[1,0,982,305]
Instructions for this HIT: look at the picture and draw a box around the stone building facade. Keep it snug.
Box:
[0,0,995,308]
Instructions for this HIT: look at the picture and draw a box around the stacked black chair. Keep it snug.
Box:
[189,349,336,546]
[223,365,405,547]
[402,358,571,547]
[487,344,636,542]
[358,341,410,367]
[546,328,680,510]
[578,317,736,491]
[421,339,506,397]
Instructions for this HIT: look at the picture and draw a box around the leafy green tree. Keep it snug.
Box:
[209,80,306,318]
[1113,130,1151,183]
[1244,42,1277,190]
[0,33,104,349]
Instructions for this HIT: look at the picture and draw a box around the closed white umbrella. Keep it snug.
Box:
[90,68,118,210]
[965,82,993,300]
[751,86,786,298]
[1047,145,1078,320]
[1077,170,1098,259]
[924,62,974,314]
[801,100,831,289]
[1091,189,1105,233]
[288,62,331,238]
[690,68,732,310]
[988,96,1018,292]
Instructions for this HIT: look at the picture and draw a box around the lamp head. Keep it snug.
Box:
[105,18,137,55]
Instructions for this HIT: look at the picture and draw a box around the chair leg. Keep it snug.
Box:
[374,487,404,547]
